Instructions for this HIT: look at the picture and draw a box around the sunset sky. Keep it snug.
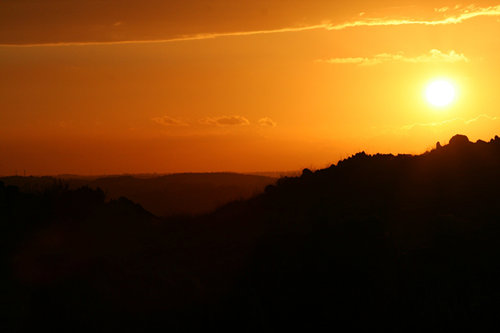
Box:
[2,1,500,175]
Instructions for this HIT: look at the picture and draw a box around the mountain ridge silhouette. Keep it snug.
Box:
[2,134,500,332]
[0,172,276,217]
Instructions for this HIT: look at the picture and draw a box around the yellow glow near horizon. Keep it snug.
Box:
[425,79,456,108]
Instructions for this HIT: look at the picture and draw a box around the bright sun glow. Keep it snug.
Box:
[425,79,456,107]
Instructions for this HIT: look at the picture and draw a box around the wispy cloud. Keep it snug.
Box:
[0,24,327,48]
[320,49,469,66]
[435,7,450,13]
[328,5,500,30]
[152,115,189,127]
[401,114,499,131]
[2,5,499,47]
[200,115,250,126]
[258,117,277,128]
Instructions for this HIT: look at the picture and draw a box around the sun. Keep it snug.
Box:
[425,79,456,107]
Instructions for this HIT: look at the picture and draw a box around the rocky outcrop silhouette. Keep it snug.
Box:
[448,133,470,146]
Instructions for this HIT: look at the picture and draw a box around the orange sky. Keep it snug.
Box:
[2,1,500,175]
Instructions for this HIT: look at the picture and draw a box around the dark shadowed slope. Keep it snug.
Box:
[0,172,276,217]
[3,134,500,332]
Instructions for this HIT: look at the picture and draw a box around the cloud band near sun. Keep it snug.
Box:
[401,114,499,131]
[328,4,500,31]
[319,49,470,66]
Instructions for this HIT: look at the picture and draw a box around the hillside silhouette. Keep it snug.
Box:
[0,173,276,217]
[2,134,500,332]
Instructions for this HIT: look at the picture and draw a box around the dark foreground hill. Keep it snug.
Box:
[2,134,500,332]
[0,173,276,217]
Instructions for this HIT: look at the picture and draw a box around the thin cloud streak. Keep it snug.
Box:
[0,24,327,48]
[401,114,499,131]
[1,5,499,47]
[320,49,470,66]
[329,5,500,30]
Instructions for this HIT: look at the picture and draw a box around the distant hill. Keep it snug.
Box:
[3,134,500,332]
[247,170,301,178]
[0,172,276,217]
